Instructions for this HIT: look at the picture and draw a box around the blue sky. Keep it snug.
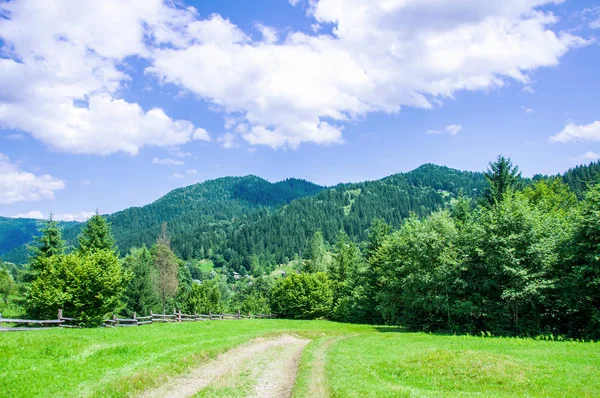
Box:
[1,0,599,220]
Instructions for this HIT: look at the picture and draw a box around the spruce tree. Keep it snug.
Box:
[26,215,65,281]
[78,211,116,253]
[484,155,521,205]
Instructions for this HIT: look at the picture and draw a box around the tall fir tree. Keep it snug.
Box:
[26,215,65,281]
[78,211,116,254]
[484,155,521,205]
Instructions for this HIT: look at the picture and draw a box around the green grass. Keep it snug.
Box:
[0,320,370,397]
[326,332,600,397]
[198,259,215,273]
[2,321,599,397]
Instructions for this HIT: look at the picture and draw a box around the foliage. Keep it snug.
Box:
[26,216,66,282]
[154,224,179,314]
[270,273,333,319]
[302,231,328,273]
[0,268,15,304]
[180,279,222,315]
[77,211,116,253]
[483,155,522,205]
[122,246,159,316]
[25,250,130,325]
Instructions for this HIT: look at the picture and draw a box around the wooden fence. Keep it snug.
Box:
[0,309,276,332]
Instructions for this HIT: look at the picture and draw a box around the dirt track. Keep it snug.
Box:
[140,335,309,398]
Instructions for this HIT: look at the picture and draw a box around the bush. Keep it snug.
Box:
[270,272,333,319]
[26,250,130,326]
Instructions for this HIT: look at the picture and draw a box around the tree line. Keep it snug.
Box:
[1,156,599,338]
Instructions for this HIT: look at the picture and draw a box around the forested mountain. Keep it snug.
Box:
[2,176,324,263]
[0,217,77,263]
[3,161,600,268]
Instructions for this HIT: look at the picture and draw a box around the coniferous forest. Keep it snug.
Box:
[1,157,600,338]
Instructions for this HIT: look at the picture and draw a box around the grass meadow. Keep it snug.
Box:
[1,320,599,397]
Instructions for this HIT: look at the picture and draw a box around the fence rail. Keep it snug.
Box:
[0,309,277,332]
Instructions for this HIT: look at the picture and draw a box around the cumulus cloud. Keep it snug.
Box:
[186,169,198,175]
[146,0,587,148]
[0,0,210,155]
[173,173,184,179]
[0,153,65,204]
[12,210,94,222]
[0,0,589,151]
[550,121,600,143]
[573,151,600,161]
[426,124,462,136]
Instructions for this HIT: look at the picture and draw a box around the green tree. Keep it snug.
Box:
[270,272,333,319]
[570,184,600,338]
[329,231,363,321]
[26,250,129,325]
[378,211,461,330]
[302,230,328,273]
[26,215,65,281]
[78,211,116,254]
[484,155,521,205]
[154,223,179,314]
[0,268,15,305]
[122,246,159,316]
[181,279,222,315]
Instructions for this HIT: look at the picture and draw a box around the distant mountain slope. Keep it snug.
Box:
[0,217,78,262]
[213,164,489,271]
[5,161,600,267]
[1,176,325,263]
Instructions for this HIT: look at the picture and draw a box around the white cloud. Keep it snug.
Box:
[12,210,94,222]
[81,180,92,187]
[426,124,462,136]
[0,0,589,151]
[192,128,211,141]
[550,120,600,143]
[256,23,278,44]
[521,106,533,113]
[173,173,184,179]
[146,0,587,149]
[12,210,45,220]
[152,158,185,166]
[186,169,198,175]
[0,153,65,204]
[0,0,210,155]
[574,151,600,161]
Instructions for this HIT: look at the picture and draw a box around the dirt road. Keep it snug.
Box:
[140,335,309,398]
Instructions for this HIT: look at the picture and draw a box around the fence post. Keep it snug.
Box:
[194,313,198,321]
[133,312,137,326]
[209,311,212,320]
[237,309,241,319]
[178,309,182,322]
[0,313,3,329]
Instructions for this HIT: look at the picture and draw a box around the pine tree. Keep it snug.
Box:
[484,155,521,205]
[78,211,116,254]
[26,215,65,281]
